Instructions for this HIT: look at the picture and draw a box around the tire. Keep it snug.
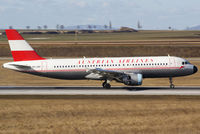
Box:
[103,83,111,89]
[102,82,106,87]
[170,84,175,89]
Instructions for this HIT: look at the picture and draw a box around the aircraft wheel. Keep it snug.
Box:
[170,84,175,89]
[103,83,111,89]
[169,77,175,89]
[102,82,106,87]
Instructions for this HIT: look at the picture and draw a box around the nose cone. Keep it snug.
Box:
[193,66,198,74]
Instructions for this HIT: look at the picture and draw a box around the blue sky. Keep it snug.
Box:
[0,0,200,29]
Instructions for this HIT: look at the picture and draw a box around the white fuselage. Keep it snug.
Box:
[3,56,196,81]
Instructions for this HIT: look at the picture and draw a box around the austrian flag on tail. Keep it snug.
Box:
[5,29,45,61]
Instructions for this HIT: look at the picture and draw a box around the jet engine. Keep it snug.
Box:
[122,73,143,86]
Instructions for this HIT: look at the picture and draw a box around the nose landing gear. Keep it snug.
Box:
[169,77,175,89]
[102,80,111,89]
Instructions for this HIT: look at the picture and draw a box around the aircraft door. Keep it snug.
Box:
[169,58,176,67]
[41,61,48,71]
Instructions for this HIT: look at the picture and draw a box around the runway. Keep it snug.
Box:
[0,86,200,95]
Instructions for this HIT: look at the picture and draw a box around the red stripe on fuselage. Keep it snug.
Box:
[22,66,182,73]
[5,29,24,40]
[11,51,45,61]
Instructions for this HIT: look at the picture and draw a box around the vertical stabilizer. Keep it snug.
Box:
[5,29,45,61]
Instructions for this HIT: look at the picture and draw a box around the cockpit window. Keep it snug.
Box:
[185,62,190,64]
[182,61,190,65]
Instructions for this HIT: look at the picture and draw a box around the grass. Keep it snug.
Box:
[0,59,199,86]
[0,30,200,58]
[0,43,200,57]
[0,95,199,134]
[1,30,200,42]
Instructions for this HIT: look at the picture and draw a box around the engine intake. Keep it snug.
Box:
[122,73,143,86]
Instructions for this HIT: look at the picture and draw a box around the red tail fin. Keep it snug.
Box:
[5,29,45,61]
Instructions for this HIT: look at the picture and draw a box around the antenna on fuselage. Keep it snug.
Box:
[168,54,170,57]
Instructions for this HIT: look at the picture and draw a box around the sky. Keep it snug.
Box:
[0,0,200,30]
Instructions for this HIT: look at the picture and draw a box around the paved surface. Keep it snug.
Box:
[0,86,200,95]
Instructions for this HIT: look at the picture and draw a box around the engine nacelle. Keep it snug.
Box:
[122,73,143,86]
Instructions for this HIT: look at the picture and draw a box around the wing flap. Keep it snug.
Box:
[86,68,124,80]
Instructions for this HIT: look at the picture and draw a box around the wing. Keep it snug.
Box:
[85,68,125,81]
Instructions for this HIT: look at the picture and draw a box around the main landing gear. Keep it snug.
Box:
[169,77,175,89]
[102,80,111,89]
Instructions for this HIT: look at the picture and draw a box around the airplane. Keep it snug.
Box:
[3,29,198,89]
